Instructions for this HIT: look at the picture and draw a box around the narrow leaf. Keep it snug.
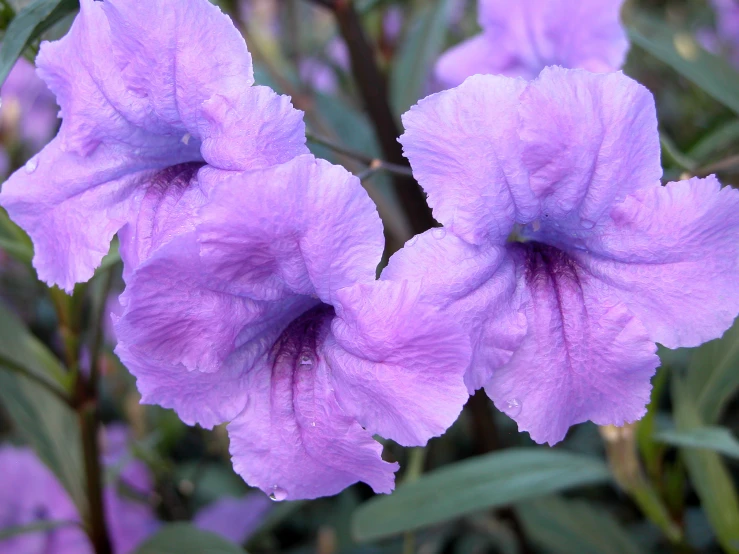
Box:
[135,523,246,554]
[672,378,739,553]
[687,319,739,423]
[625,10,739,115]
[0,0,78,86]
[656,426,739,459]
[390,0,452,116]
[0,519,78,541]
[352,448,611,542]
[0,370,86,519]
[516,496,644,554]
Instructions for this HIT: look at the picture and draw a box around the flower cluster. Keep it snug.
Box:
[436,0,628,86]
[2,0,738,507]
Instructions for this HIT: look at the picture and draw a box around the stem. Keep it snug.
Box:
[78,403,113,554]
[306,0,436,235]
[308,134,414,178]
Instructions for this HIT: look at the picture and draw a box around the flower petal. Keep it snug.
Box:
[195,155,384,303]
[575,176,739,348]
[114,235,267,428]
[194,495,272,544]
[435,35,528,88]
[400,75,536,244]
[0,137,196,291]
[486,243,659,445]
[327,280,470,446]
[382,231,526,392]
[520,67,661,228]
[228,353,398,501]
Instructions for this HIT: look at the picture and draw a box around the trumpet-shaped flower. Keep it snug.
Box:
[435,0,628,87]
[0,0,306,292]
[115,154,470,500]
[386,68,739,444]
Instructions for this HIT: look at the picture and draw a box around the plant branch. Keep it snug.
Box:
[305,0,436,235]
[308,133,414,178]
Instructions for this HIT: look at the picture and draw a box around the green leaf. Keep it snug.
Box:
[0,300,68,398]
[689,119,739,163]
[352,448,611,542]
[134,523,246,554]
[672,378,739,553]
[0,370,85,518]
[516,496,644,554]
[686,318,739,423]
[390,0,453,116]
[0,519,79,541]
[656,426,739,460]
[625,10,739,115]
[0,0,78,87]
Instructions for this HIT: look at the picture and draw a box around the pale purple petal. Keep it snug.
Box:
[114,235,261,428]
[485,243,659,445]
[327,280,470,445]
[476,0,627,78]
[382,231,526,392]
[400,75,536,244]
[228,348,398,501]
[435,35,531,88]
[194,494,272,544]
[520,67,661,229]
[0,446,90,554]
[1,0,305,291]
[195,156,383,303]
[575,177,739,349]
[105,488,160,554]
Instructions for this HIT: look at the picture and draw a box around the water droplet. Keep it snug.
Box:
[581,218,596,229]
[503,398,522,417]
[269,486,287,502]
[431,227,446,240]
[24,155,39,173]
[181,133,191,146]
[311,421,316,427]
[299,354,313,367]
[406,235,418,247]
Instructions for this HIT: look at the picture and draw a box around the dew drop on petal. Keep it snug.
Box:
[503,398,522,417]
[24,155,39,173]
[269,486,287,502]
[406,235,418,247]
[311,421,316,427]
[431,228,446,239]
[181,133,191,146]
[299,354,313,367]
[581,218,596,229]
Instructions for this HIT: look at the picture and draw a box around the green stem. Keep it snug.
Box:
[0,520,79,541]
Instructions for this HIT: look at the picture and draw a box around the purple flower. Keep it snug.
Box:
[0,429,160,553]
[194,494,272,545]
[0,57,58,155]
[386,67,739,445]
[707,0,739,67]
[0,446,89,554]
[0,0,307,292]
[435,0,628,87]
[114,154,470,500]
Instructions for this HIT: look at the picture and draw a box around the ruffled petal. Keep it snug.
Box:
[194,495,272,545]
[485,243,659,445]
[0,137,195,291]
[575,177,739,348]
[382,231,526,392]
[114,235,269,428]
[195,155,384,303]
[520,67,661,229]
[228,352,398,501]
[326,280,470,446]
[435,35,528,88]
[2,0,305,290]
[400,75,536,244]
[478,0,627,73]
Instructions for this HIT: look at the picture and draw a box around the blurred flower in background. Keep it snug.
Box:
[435,0,628,87]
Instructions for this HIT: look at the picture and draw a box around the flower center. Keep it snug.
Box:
[270,303,336,372]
